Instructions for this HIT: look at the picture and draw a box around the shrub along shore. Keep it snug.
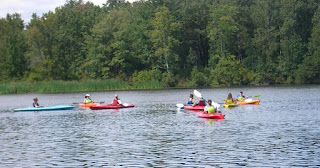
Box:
[0,79,164,94]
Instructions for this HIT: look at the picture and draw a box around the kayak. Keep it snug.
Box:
[79,102,100,107]
[197,112,225,119]
[90,104,134,110]
[238,99,260,105]
[183,105,205,111]
[14,105,75,112]
[223,103,239,108]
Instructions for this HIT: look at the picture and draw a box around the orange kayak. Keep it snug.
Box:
[79,103,100,107]
[238,99,260,105]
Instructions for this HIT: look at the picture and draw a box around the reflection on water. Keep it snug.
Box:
[0,86,320,167]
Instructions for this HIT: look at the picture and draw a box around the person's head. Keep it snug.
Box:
[208,99,212,105]
[240,91,243,95]
[85,94,90,98]
[227,93,232,99]
[33,98,38,102]
[189,94,193,98]
[114,94,118,98]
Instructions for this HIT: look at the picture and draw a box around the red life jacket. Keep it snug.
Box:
[198,100,205,106]
[112,99,119,105]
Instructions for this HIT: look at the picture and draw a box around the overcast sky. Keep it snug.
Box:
[0,0,137,24]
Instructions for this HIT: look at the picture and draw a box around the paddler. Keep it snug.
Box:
[33,97,40,108]
[237,91,246,101]
[187,93,196,105]
[224,93,236,104]
[204,99,216,113]
[112,94,122,105]
[197,96,206,106]
[84,94,93,103]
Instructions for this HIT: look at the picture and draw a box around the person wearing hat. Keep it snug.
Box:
[84,94,93,103]
[112,94,122,105]
[33,97,40,108]
[237,91,246,101]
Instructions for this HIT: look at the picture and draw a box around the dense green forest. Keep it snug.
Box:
[1,0,320,88]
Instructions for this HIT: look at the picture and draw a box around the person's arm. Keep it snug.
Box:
[204,106,208,113]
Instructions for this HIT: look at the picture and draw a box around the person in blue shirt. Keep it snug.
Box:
[237,91,247,101]
[33,98,40,108]
[187,93,196,105]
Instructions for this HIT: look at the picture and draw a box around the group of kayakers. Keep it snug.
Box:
[84,93,122,105]
[224,91,247,104]
[32,93,122,108]
[186,91,249,114]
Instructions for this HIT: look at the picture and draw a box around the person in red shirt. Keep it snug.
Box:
[112,94,122,105]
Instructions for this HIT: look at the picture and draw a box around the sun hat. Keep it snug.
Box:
[86,94,90,97]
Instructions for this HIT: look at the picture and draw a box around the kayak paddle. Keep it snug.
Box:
[73,101,105,104]
[194,90,220,108]
[251,94,261,98]
[176,103,184,108]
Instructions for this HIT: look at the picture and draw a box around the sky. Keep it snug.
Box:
[0,0,137,24]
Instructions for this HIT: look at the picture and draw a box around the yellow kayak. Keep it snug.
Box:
[223,103,239,108]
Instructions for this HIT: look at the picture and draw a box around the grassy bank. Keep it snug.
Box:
[0,79,163,94]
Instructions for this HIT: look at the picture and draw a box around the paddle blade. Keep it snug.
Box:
[194,90,202,98]
[253,94,261,97]
[176,104,184,108]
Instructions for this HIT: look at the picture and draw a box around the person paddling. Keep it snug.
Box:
[33,98,40,108]
[237,91,246,101]
[84,94,93,103]
[112,94,122,105]
[225,93,236,104]
[197,97,206,106]
[204,99,216,113]
[187,93,196,105]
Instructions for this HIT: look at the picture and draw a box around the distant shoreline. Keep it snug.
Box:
[1,80,315,95]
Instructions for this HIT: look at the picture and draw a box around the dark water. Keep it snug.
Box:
[0,85,319,167]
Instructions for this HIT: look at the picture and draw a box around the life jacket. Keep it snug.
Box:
[112,99,119,105]
[226,99,233,104]
[85,98,92,103]
[33,102,39,107]
[198,100,205,106]
[238,96,245,101]
[208,106,215,113]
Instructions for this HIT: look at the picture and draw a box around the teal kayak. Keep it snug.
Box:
[14,105,75,112]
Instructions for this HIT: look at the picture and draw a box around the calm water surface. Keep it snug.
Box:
[0,85,319,167]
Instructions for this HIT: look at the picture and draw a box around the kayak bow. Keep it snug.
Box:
[197,112,225,119]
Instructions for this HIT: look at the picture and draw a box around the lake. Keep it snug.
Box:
[0,85,319,167]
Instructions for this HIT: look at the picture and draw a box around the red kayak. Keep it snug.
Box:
[184,105,205,111]
[197,112,225,119]
[90,104,134,110]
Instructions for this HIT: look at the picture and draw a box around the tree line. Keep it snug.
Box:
[0,0,319,87]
